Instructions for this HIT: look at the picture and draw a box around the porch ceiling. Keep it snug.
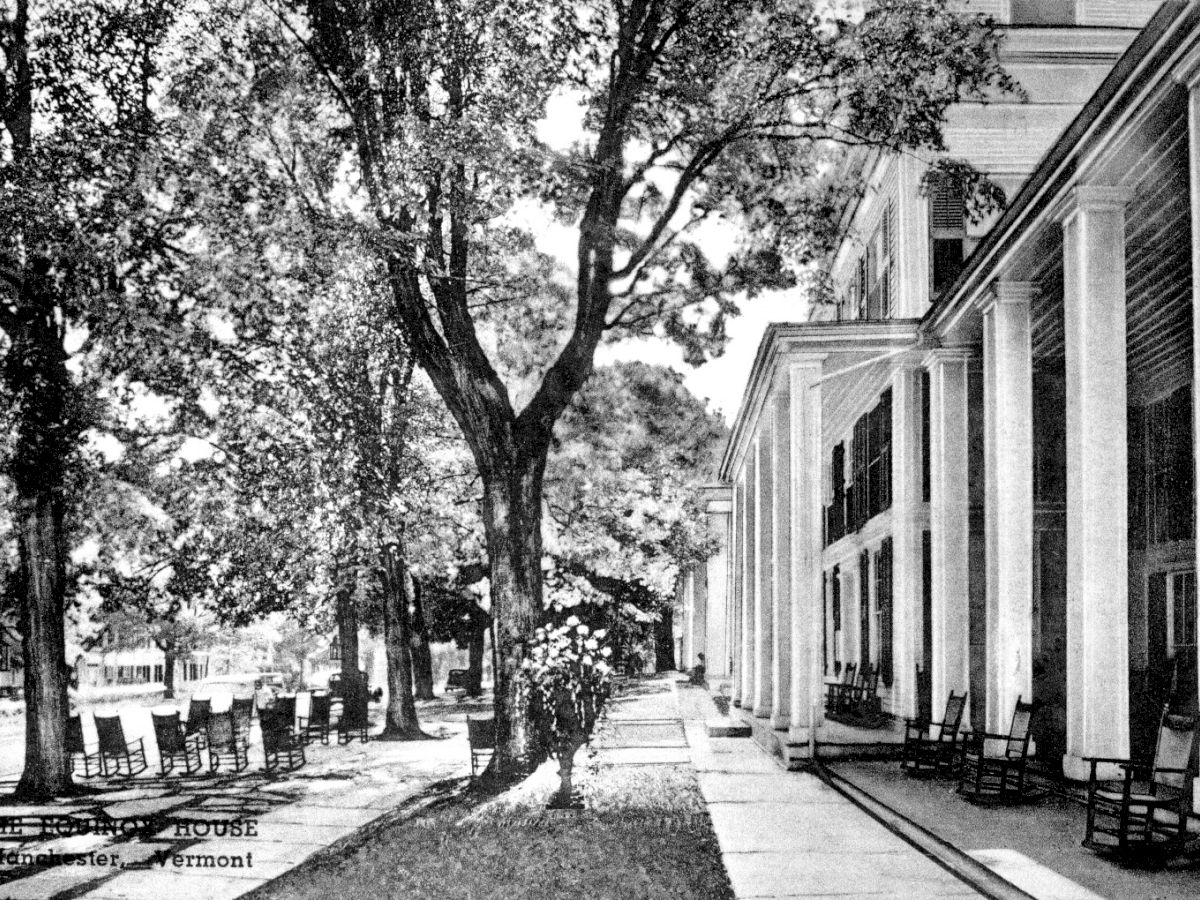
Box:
[822,355,898,451]
[1025,91,1192,404]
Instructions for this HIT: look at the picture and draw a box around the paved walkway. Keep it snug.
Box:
[0,705,473,900]
[677,686,983,900]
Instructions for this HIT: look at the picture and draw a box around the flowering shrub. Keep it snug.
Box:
[519,616,614,807]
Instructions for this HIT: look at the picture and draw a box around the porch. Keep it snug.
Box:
[828,759,1200,899]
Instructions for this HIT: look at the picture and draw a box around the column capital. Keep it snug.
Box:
[1171,43,1200,90]
[922,345,977,371]
[781,352,827,373]
[1050,184,1133,225]
[977,280,1038,316]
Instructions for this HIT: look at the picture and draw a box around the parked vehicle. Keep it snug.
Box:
[193,672,286,706]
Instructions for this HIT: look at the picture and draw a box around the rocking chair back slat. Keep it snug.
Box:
[1006,698,1036,759]
[940,691,967,741]
[1154,713,1196,792]
[94,715,127,754]
[66,714,86,754]
[152,712,185,754]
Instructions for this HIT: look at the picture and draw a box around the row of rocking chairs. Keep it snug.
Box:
[903,689,1198,866]
[825,663,883,724]
[901,690,1038,805]
[67,686,374,781]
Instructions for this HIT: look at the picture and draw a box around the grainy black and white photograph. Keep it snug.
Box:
[0,0,1198,897]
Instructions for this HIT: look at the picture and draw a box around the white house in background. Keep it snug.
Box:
[680,0,1200,798]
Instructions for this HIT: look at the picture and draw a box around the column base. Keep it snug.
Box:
[787,725,812,745]
[1063,752,1119,783]
[753,703,772,719]
[771,712,790,730]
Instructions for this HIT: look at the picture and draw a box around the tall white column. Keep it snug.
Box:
[739,456,756,709]
[924,348,973,719]
[704,487,733,678]
[788,358,826,745]
[730,478,742,701]
[982,281,1034,735]
[1058,186,1131,780]
[771,384,792,729]
[890,362,924,718]
[754,425,775,718]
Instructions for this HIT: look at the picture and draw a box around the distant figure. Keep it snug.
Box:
[688,653,707,686]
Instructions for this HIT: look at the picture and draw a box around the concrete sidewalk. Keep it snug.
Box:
[677,687,983,900]
[0,704,475,900]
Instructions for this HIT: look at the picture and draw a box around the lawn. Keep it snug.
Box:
[248,757,734,900]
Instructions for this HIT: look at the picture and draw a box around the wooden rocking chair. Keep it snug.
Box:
[262,704,306,773]
[206,710,249,772]
[66,713,102,778]
[958,696,1038,804]
[902,690,967,777]
[1083,706,1196,864]
[304,692,332,745]
[467,715,495,779]
[825,663,858,714]
[95,714,148,778]
[152,711,203,777]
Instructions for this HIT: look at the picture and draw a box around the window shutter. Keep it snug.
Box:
[930,177,965,232]
[878,538,894,687]
[859,550,871,674]
[856,257,868,320]
[885,200,897,317]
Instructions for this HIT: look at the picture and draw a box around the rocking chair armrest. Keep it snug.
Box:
[961,730,1011,742]
[904,717,929,728]
[1083,755,1132,766]
[1136,765,1193,775]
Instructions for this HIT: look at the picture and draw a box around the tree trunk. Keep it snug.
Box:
[654,606,677,673]
[467,623,485,697]
[410,579,435,700]
[7,261,79,800]
[15,496,72,799]
[378,543,425,740]
[335,586,359,682]
[479,457,547,781]
[162,650,176,700]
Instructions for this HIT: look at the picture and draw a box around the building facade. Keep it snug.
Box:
[682,0,1200,793]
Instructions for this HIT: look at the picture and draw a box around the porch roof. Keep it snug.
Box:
[719,320,922,479]
[923,0,1199,344]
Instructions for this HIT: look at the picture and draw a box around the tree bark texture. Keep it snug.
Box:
[467,623,485,697]
[335,586,359,682]
[379,544,425,739]
[479,457,547,778]
[410,579,435,700]
[655,606,677,672]
[161,650,176,700]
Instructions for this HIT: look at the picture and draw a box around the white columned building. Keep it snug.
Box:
[924,348,973,720]
[1057,185,1133,779]
[981,280,1035,734]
